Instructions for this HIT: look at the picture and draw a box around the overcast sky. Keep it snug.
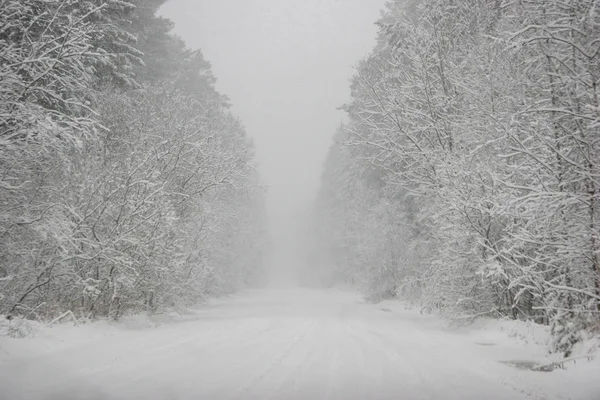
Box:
[159,0,385,271]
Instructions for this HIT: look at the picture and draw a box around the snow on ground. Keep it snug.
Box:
[377,299,600,400]
[0,288,598,400]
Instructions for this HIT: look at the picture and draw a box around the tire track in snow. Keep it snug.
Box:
[230,319,319,399]
[2,289,590,400]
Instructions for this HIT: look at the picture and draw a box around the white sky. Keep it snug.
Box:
[159,0,385,272]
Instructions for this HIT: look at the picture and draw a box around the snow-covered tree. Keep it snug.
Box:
[314,0,599,355]
[1,0,267,320]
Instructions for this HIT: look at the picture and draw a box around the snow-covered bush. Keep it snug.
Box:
[313,0,600,355]
[0,0,266,321]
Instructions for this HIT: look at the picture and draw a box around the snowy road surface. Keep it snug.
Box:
[1,289,598,400]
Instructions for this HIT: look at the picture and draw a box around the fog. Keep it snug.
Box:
[159,0,385,283]
[2,2,599,398]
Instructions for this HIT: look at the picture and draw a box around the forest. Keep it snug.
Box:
[313,0,600,356]
[0,0,267,322]
[1,0,599,363]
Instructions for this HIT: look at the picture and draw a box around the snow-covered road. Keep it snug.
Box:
[1,289,598,400]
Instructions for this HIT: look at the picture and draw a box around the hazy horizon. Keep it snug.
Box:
[159,0,385,278]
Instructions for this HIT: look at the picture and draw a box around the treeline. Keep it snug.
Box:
[314,0,599,355]
[0,0,266,320]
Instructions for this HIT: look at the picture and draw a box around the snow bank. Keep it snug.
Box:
[1,291,599,400]
[375,299,600,399]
